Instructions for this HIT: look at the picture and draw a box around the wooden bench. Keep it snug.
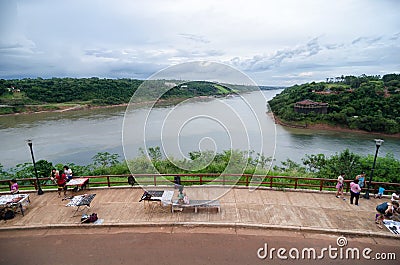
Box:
[172,199,220,213]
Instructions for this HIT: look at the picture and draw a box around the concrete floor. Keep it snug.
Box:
[0,186,396,238]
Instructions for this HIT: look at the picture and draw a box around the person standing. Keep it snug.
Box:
[350,179,361,206]
[63,165,73,181]
[356,172,366,190]
[56,170,67,197]
[335,173,345,200]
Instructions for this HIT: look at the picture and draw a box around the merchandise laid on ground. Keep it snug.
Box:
[65,194,96,216]
[139,190,221,213]
[0,194,30,216]
[383,220,400,235]
[139,190,175,212]
[172,199,221,213]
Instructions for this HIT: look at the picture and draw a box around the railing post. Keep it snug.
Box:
[294,178,298,189]
[245,175,249,186]
[33,178,38,190]
[223,174,225,186]
[107,175,111,187]
[270,176,273,188]
[200,175,203,185]
[154,175,157,186]
[319,179,323,191]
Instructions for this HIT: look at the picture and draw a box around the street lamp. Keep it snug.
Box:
[363,139,384,199]
[26,140,44,195]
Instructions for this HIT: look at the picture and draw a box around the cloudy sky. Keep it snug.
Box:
[0,0,399,86]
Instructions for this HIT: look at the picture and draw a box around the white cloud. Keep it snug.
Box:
[0,0,399,85]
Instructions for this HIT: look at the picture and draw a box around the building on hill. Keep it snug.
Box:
[294,99,328,114]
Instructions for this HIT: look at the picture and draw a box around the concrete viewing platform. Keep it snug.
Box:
[0,186,397,238]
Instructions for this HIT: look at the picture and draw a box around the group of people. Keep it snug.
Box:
[375,194,399,229]
[8,165,73,197]
[335,171,400,229]
[50,165,73,197]
[335,172,367,205]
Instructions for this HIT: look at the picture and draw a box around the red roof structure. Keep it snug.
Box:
[294,99,328,114]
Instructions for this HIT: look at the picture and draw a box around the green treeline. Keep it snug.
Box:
[1,148,399,186]
[0,78,245,114]
[268,73,400,134]
[0,78,142,105]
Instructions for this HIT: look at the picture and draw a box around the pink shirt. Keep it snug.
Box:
[11,183,18,193]
[350,182,361,193]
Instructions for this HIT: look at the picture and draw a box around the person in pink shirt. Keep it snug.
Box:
[10,179,19,194]
[350,179,361,206]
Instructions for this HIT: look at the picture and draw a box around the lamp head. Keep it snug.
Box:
[374,139,384,147]
[26,139,33,147]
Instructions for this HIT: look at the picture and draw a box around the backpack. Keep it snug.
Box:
[81,213,98,223]
[88,213,98,222]
[128,176,136,186]
[4,210,15,220]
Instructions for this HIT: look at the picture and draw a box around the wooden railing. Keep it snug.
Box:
[0,174,399,195]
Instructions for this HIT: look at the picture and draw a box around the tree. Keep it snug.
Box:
[302,154,327,172]
[319,149,362,178]
[148,147,162,162]
[92,152,120,167]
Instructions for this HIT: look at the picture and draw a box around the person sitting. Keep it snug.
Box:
[10,179,19,194]
[375,187,385,199]
[375,201,399,229]
[391,190,399,202]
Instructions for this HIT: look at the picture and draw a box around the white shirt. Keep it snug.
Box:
[337,175,344,183]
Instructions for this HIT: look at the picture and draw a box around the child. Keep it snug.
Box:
[10,179,19,194]
[375,187,385,199]
[335,173,345,200]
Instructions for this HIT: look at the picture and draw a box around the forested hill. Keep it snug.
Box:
[0,78,252,114]
[268,74,400,134]
[0,78,143,106]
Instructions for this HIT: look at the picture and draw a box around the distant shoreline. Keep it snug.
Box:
[0,96,208,117]
[0,103,128,117]
[270,112,400,138]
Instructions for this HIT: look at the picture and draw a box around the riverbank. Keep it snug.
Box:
[270,112,400,138]
[0,97,198,117]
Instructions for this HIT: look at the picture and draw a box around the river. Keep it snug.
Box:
[0,90,399,170]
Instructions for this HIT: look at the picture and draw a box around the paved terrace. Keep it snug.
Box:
[0,186,397,238]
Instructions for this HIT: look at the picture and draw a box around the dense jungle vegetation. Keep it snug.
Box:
[0,78,248,114]
[268,74,400,134]
[1,148,399,186]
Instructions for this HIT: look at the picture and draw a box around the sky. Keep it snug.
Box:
[0,0,399,86]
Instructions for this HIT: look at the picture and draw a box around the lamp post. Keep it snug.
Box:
[363,139,384,199]
[26,140,44,195]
